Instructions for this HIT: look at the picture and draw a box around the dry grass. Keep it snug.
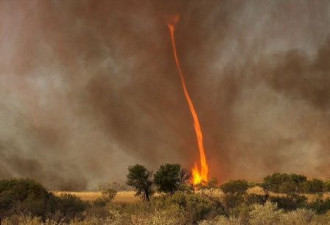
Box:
[113,191,139,203]
[247,186,266,195]
[53,187,329,203]
[53,191,101,202]
[304,192,330,202]
[247,186,330,201]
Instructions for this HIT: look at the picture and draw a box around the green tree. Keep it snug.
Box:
[126,164,153,201]
[154,163,191,194]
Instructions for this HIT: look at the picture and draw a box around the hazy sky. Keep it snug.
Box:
[1,0,330,190]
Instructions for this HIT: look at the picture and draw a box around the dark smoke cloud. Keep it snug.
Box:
[0,0,329,189]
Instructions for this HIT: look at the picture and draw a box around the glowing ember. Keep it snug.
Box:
[167,16,209,185]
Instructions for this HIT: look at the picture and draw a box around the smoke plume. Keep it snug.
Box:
[0,0,329,189]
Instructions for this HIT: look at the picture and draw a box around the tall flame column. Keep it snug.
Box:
[167,19,209,185]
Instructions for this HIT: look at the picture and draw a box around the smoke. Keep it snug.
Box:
[0,0,329,189]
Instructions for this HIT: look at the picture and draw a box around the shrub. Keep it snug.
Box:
[144,204,185,225]
[279,208,315,225]
[244,194,266,206]
[249,202,283,225]
[222,194,244,211]
[93,183,117,207]
[269,194,307,211]
[1,215,44,225]
[107,197,186,225]
[300,179,324,193]
[57,194,88,220]
[184,194,217,223]
[220,180,249,195]
[0,178,55,219]
[263,173,307,193]
[156,191,226,224]
[308,198,330,214]
[85,205,110,219]
[311,211,330,224]
[324,181,330,192]
[278,181,299,193]
[262,173,328,194]
[199,215,240,225]
[198,177,219,195]
[69,218,110,225]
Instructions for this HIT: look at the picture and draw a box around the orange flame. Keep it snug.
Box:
[167,16,209,185]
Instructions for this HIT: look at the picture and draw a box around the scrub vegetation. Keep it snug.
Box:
[1,166,329,225]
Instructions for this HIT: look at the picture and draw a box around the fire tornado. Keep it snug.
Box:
[167,16,209,185]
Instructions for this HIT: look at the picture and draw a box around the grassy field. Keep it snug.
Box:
[53,187,330,203]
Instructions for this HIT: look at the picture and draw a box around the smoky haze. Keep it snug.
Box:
[0,0,329,190]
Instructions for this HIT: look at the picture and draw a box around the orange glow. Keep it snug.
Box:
[167,17,209,185]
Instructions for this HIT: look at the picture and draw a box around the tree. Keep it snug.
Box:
[126,164,153,201]
[154,163,191,194]
[179,167,192,186]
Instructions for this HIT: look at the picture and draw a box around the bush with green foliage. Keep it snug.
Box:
[307,198,330,214]
[154,163,191,194]
[2,171,330,224]
[0,178,55,220]
[221,193,244,214]
[249,202,283,225]
[262,173,328,194]
[325,181,330,192]
[56,194,88,219]
[0,178,88,222]
[156,191,226,223]
[220,180,249,195]
[197,177,219,194]
[263,173,307,193]
[269,193,307,211]
[4,206,330,225]
[93,183,117,207]
[126,164,153,201]
[244,194,267,206]
[300,179,324,193]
